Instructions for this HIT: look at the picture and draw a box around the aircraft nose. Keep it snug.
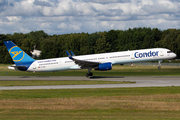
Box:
[173,53,177,58]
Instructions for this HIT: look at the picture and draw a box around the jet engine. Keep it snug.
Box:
[94,62,112,71]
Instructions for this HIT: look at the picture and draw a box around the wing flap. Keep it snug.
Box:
[71,57,100,68]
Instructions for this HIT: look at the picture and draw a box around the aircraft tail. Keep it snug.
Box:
[4,41,35,66]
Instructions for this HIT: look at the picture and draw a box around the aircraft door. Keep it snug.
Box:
[131,52,135,59]
[160,51,164,56]
[59,61,61,66]
[32,63,36,69]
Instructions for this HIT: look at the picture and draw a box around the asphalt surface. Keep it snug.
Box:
[0,76,180,90]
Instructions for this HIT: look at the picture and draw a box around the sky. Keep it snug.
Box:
[0,0,180,35]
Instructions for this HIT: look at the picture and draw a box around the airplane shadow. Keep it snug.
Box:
[89,76,125,79]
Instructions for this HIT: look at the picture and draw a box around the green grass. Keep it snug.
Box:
[1,64,180,76]
[0,87,178,98]
[0,80,135,86]
[0,87,180,119]
[1,64,180,119]
[1,109,180,120]
[1,87,179,99]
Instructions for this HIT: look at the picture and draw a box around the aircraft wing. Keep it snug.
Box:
[66,50,100,68]
[70,57,100,68]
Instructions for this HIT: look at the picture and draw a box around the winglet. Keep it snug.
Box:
[66,50,73,59]
[70,51,75,56]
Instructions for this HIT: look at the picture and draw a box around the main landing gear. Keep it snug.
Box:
[86,68,93,77]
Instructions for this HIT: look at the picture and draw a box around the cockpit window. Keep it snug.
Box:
[167,51,172,53]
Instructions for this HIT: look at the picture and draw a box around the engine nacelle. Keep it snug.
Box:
[94,62,112,71]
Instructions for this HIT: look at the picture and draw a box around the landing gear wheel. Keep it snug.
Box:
[158,60,162,69]
[86,72,93,78]
[86,68,93,78]
[158,66,161,69]
[86,73,89,77]
[89,72,93,76]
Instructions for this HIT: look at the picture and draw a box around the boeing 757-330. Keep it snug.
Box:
[4,41,177,77]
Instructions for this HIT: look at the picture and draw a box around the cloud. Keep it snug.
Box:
[0,0,180,35]
[0,0,41,16]
[142,0,179,15]
[0,0,8,13]
[33,0,52,7]
[82,0,131,4]
[0,0,7,5]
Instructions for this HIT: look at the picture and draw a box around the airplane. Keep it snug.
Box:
[4,41,177,77]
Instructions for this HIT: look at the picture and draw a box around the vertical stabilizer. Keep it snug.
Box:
[4,41,35,66]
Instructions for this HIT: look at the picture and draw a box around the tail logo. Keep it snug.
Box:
[9,46,25,62]
[11,51,22,58]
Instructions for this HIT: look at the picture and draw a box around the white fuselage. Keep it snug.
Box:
[26,48,176,72]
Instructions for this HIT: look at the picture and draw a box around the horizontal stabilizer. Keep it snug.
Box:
[8,65,28,71]
[10,65,28,69]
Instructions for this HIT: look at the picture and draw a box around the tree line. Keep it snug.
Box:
[0,27,180,64]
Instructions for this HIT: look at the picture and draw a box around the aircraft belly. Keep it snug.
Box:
[27,64,74,72]
[112,58,156,65]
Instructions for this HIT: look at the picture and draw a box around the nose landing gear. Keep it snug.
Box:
[158,60,162,69]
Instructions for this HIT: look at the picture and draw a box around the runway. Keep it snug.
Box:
[0,76,180,90]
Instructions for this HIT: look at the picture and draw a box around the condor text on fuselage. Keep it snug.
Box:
[134,51,159,58]
[4,41,177,77]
